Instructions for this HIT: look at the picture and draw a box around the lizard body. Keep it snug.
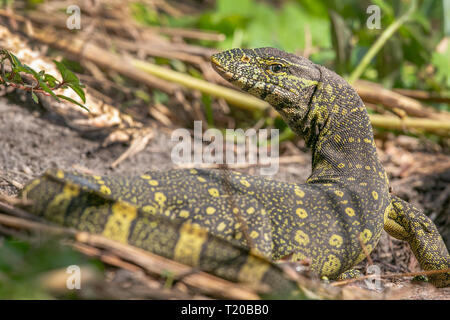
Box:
[20,48,449,291]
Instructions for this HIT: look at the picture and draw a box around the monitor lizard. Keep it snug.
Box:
[19,48,450,293]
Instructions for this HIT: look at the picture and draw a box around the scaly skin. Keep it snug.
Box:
[21,170,301,297]
[20,47,449,289]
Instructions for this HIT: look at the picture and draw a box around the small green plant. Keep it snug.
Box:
[0,237,101,299]
[0,49,88,111]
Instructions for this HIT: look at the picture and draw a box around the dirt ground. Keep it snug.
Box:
[0,95,449,299]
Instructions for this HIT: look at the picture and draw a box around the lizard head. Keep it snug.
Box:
[211,47,364,148]
[211,47,321,121]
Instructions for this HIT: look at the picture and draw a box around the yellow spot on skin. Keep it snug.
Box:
[372,191,378,200]
[348,137,354,142]
[142,205,156,214]
[179,210,190,218]
[365,166,371,170]
[364,138,371,143]
[100,185,111,195]
[217,222,227,232]
[197,176,206,182]
[148,180,159,186]
[233,208,239,214]
[247,207,255,214]
[190,169,198,174]
[296,208,308,219]
[173,223,208,266]
[360,229,373,243]
[329,234,343,248]
[208,188,219,197]
[140,174,151,179]
[250,231,259,239]
[295,189,305,198]
[240,179,251,187]
[345,207,355,217]
[295,230,310,245]
[206,207,216,215]
[334,190,344,197]
[322,254,341,276]
[155,192,166,204]
[103,201,137,244]
[338,163,345,169]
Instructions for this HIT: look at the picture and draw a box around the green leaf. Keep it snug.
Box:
[44,74,59,88]
[12,73,22,83]
[57,94,89,112]
[15,65,39,79]
[38,80,59,100]
[68,83,86,103]
[53,60,79,85]
[31,91,39,104]
[6,52,23,68]
[152,90,169,104]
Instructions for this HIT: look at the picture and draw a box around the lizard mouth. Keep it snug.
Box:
[211,55,233,80]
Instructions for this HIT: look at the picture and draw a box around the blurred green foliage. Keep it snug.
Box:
[432,45,450,88]
[0,237,101,299]
[133,0,449,99]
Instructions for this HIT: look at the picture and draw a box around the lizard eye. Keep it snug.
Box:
[268,64,284,73]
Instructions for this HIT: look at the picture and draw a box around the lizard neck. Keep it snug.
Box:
[289,66,387,184]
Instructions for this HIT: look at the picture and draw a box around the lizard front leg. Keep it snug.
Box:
[384,195,450,287]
